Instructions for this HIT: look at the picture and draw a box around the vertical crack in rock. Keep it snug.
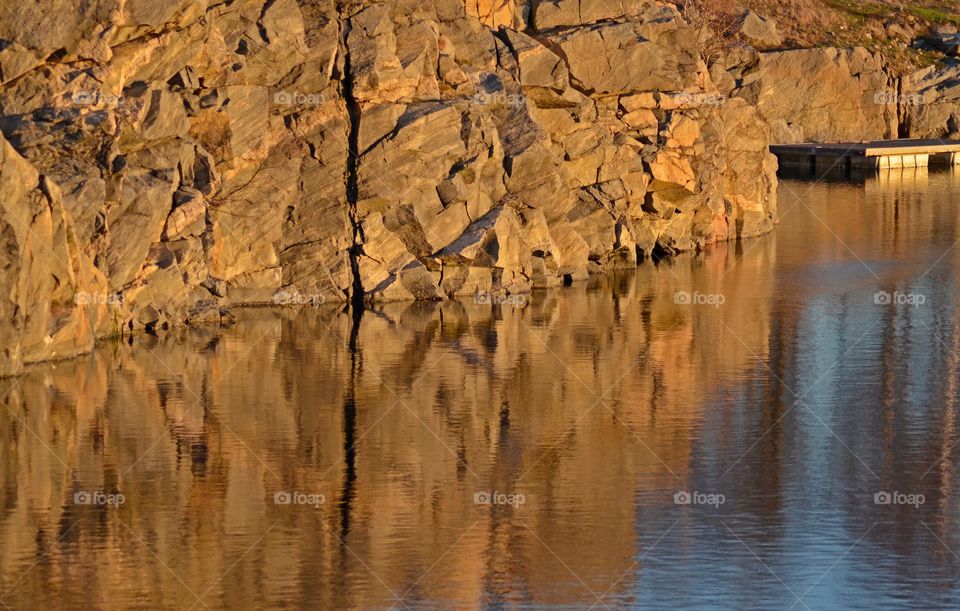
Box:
[341,14,366,316]
[895,75,910,138]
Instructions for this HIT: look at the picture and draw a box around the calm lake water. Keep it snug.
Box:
[3,168,960,609]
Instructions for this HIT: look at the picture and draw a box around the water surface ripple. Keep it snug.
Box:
[2,169,960,609]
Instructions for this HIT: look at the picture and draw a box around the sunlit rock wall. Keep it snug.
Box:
[728,45,960,142]
[0,0,779,373]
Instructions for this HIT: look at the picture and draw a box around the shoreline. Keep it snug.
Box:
[3,1,959,376]
[0,228,776,379]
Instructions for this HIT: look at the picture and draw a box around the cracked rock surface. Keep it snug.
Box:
[0,0,779,374]
[728,45,960,142]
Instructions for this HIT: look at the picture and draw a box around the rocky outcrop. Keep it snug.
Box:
[901,63,960,138]
[729,44,960,142]
[734,47,898,143]
[0,134,114,376]
[0,0,778,374]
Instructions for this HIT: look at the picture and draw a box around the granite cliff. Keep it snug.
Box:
[0,0,783,374]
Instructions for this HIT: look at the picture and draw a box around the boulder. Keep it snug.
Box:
[738,10,783,48]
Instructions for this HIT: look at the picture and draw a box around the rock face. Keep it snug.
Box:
[0,134,113,376]
[0,0,778,374]
[735,47,898,143]
[730,45,960,142]
[901,63,960,138]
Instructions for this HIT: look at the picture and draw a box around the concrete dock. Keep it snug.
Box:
[770,140,960,172]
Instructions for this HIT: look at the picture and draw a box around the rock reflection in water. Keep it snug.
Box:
[3,169,960,608]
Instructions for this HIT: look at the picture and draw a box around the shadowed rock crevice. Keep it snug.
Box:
[341,13,366,313]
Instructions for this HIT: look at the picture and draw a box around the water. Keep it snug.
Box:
[2,168,960,609]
